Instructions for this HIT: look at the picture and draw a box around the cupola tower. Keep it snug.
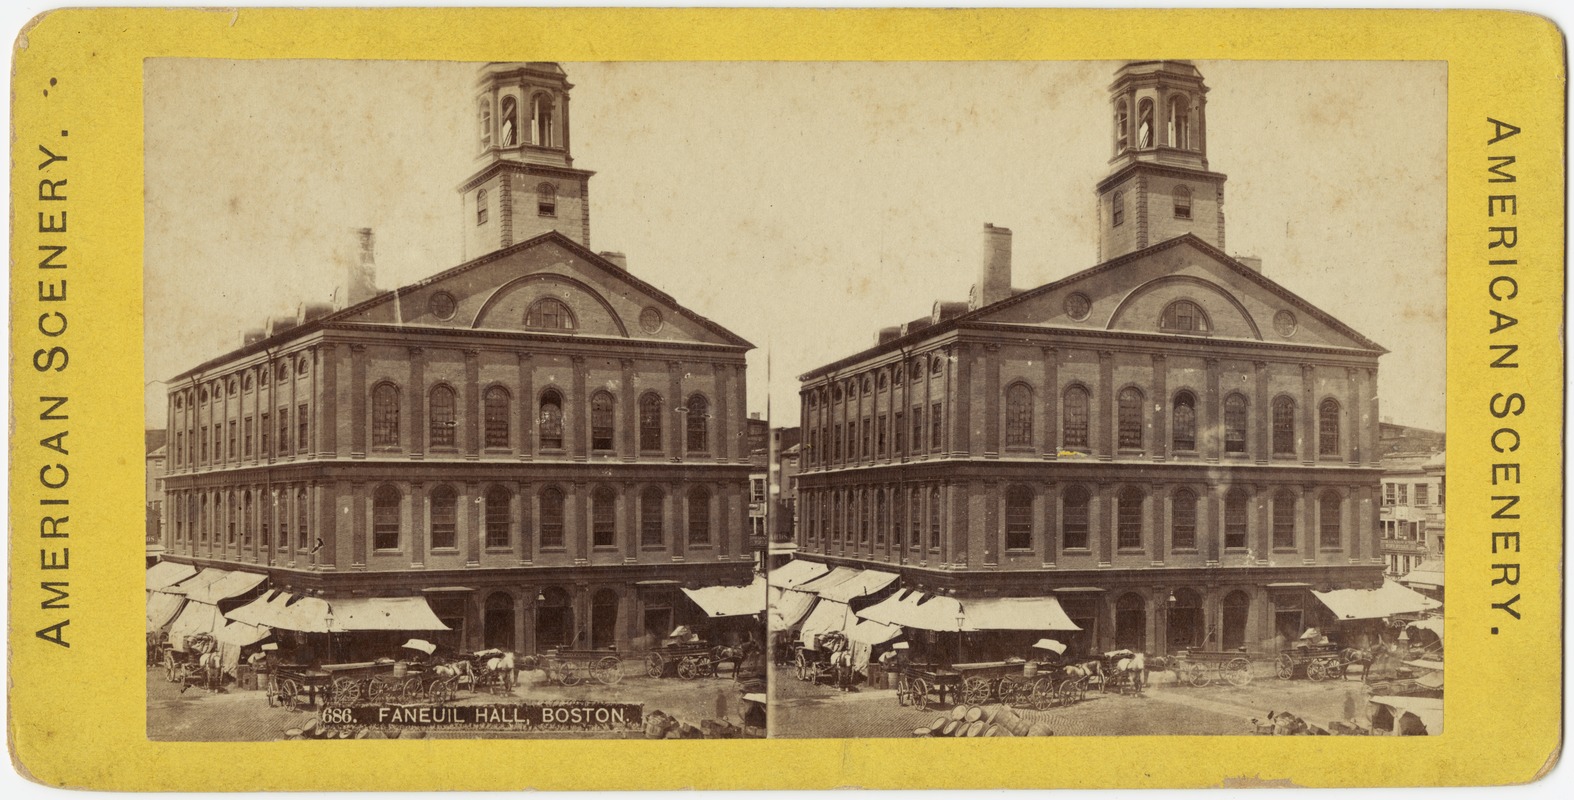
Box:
[1096,61,1228,261]
[459,62,596,259]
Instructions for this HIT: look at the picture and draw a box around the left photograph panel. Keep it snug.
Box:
[143,60,767,741]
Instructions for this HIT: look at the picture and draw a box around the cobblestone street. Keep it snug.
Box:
[770,664,1378,739]
[148,664,757,741]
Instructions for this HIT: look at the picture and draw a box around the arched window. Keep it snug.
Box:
[1115,100,1130,153]
[1117,486,1145,550]
[592,486,616,547]
[477,98,492,150]
[499,95,518,146]
[476,188,488,225]
[930,487,942,549]
[640,486,664,546]
[372,382,400,448]
[1005,485,1034,551]
[531,93,554,147]
[1319,491,1343,549]
[1222,590,1250,650]
[1137,99,1154,148]
[1272,489,1297,549]
[372,485,401,550]
[685,394,709,454]
[1167,94,1190,149]
[1172,488,1197,550]
[1318,399,1341,456]
[1173,184,1192,219]
[539,487,565,548]
[1111,190,1125,227]
[590,390,615,451]
[1224,392,1248,454]
[1117,387,1144,450]
[537,182,556,217]
[429,385,457,448]
[296,487,309,552]
[484,387,510,449]
[1272,396,1296,455]
[638,392,663,452]
[430,486,458,550]
[1063,385,1090,449]
[1172,391,1197,451]
[687,486,711,544]
[875,491,887,544]
[485,485,511,549]
[1161,300,1210,333]
[1062,486,1090,550]
[525,298,575,331]
[1005,383,1033,447]
[538,390,564,450]
[1224,488,1249,549]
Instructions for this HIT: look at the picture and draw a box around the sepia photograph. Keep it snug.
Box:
[142,58,1445,742]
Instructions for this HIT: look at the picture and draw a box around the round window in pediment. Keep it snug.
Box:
[429,291,457,320]
[639,306,664,334]
[1065,292,1092,321]
[1274,310,1298,337]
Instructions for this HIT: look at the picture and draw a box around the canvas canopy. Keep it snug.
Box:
[858,590,1081,632]
[146,591,187,632]
[226,591,449,633]
[768,587,818,630]
[165,567,230,597]
[816,569,898,604]
[798,599,900,648]
[767,559,830,590]
[1369,695,1443,734]
[681,576,767,618]
[183,569,268,605]
[858,589,962,631]
[1400,559,1445,589]
[1312,580,1440,621]
[1407,617,1444,640]
[213,620,271,647]
[146,561,197,592]
[167,601,227,650]
[793,567,863,596]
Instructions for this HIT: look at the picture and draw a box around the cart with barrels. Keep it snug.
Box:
[1172,649,1254,687]
[953,660,1080,709]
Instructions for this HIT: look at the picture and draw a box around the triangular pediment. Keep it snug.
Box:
[972,235,1384,353]
[330,232,752,349]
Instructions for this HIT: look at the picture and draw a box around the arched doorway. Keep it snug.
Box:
[591,589,619,650]
[1222,590,1251,650]
[1167,588,1204,651]
[1114,593,1147,651]
[535,587,573,650]
[483,592,515,651]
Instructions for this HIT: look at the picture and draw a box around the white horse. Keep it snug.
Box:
[483,651,516,693]
[1109,652,1147,694]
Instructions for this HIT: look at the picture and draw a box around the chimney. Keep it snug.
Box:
[344,227,379,306]
[979,223,1013,307]
[1235,255,1263,273]
[599,251,629,271]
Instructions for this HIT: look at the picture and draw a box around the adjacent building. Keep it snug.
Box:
[794,61,1391,658]
[159,62,759,655]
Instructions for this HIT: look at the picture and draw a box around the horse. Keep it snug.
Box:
[1108,652,1148,694]
[1062,659,1104,686]
[482,651,517,693]
[433,659,475,692]
[711,641,762,680]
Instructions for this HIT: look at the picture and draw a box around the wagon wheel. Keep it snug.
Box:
[559,662,584,686]
[999,677,1026,707]
[329,678,359,705]
[592,656,624,685]
[645,652,666,679]
[1320,658,1344,681]
[430,678,455,705]
[162,651,178,682]
[1307,659,1328,682]
[910,677,931,712]
[1188,664,1213,687]
[793,648,809,681]
[366,678,385,703]
[676,657,697,680]
[895,675,915,707]
[697,658,717,679]
[1059,678,1083,706]
[1275,654,1295,680]
[1225,657,1253,687]
[405,677,424,699]
[1031,678,1058,711]
[961,677,993,705]
[279,678,301,712]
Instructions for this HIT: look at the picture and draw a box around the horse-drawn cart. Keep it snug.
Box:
[267,666,331,711]
[538,648,625,686]
[920,661,1085,711]
[647,643,715,679]
[1171,649,1254,687]
[1276,643,1346,681]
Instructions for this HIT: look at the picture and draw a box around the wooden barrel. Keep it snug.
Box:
[996,707,1031,737]
[1023,662,1039,678]
[965,720,986,737]
[1026,722,1054,737]
[392,661,409,678]
[942,720,960,736]
[986,723,1011,737]
[912,727,932,737]
[964,706,984,723]
[928,716,948,733]
[950,704,969,721]
[983,705,1001,725]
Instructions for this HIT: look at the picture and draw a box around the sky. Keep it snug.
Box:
[144,59,1446,431]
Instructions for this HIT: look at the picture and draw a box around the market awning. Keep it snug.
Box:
[1401,559,1445,588]
[793,566,863,596]
[168,601,227,649]
[226,592,450,633]
[184,570,268,605]
[1312,580,1441,621]
[768,587,818,630]
[768,559,830,590]
[146,591,186,632]
[798,598,900,647]
[1407,617,1444,640]
[816,569,898,604]
[213,621,271,647]
[682,576,767,618]
[146,561,197,592]
[165,567,230,597]
[858,589,962,631]
[961,596,1081,632]
[1369,695,1443,734]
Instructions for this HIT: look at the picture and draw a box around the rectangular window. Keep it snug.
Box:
[485,497,510,548]
[912,407,924,454]
[244,417,254,457]
[1272,402,1295,455]
[1224,496,1249,549]
[298,404,310,451]
[833,423,843,461]
[877,414,887,456]
[228,421,237,459]
[430,495,457,550]
[260,414,270,457]
[1395,483,1408,505]
[894,412,904,455]
[373,500,399,550]
[1383,483,1395,506]
[278,409,290,455]
[1414,484,1429,506]
[1062,498,1089,550]
[592,498,615,547]
[1005,497,1032,550]
[861,418,871,459]
[751,478,766,504]
[931,403,943,452]
[1273,497,1296,549]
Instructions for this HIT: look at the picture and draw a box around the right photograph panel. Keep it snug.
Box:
[767,59,1445,739]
